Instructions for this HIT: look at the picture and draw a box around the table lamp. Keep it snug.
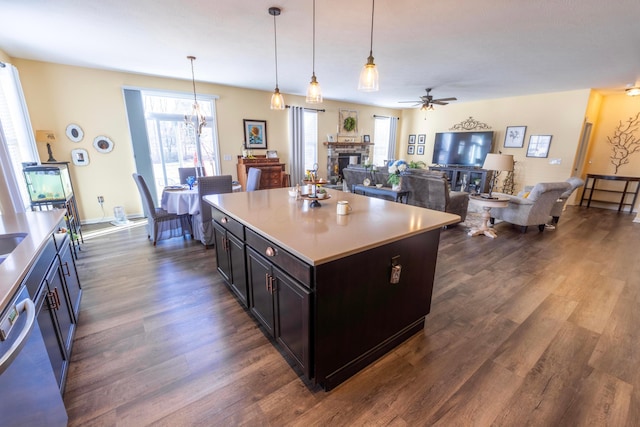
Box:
[35,130,57,162]
[482,153,514,197]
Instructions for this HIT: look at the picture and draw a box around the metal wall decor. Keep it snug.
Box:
[449,116,492,131]
[608,111,640,174]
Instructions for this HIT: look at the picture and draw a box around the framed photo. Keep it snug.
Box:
[243,119,268,149]
[418,134,426,144]
[93,135,114,153]
[417,145,425,155]
[266,150,278,158]
[71,148,89,166]
[504,126,526,148]
[408,134,416,144]
[407,145,415,155]
[363,135,371,143]
[526,135,552,158]
[65,123,84,142]
[327,134,335,142]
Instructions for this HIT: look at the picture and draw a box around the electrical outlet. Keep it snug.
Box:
[97,196,104,204]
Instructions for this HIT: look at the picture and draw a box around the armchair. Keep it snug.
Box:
[490,181,571,232]
[550,177,584,224]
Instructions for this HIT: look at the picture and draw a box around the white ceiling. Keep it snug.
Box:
[1,0,639,109]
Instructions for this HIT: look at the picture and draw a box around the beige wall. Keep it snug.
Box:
[399,89,592,193]
[12,59,399,222]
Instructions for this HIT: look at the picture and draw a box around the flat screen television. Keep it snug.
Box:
[432,131,494,167]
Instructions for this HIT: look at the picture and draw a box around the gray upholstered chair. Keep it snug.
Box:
[246,168,262,191]
[549,177,585,224]
[132,173,190,245]
[196,175,233,247]
[178,167,205,185]
[490,181,571,232]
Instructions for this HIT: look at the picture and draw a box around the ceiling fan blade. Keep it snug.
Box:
[398,101,420,103]
[431,101,448,105]
[433,97,457,102]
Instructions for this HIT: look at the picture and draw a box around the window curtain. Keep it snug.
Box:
[288,106,305,185]
[387,116,399,161]
[0,63,39,213]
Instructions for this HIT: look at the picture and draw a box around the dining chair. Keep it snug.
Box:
[178,167,206,185]
[132,173,191,246]
[197,175,233,247]
[246,168,262,192]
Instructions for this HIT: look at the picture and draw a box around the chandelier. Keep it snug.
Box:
[185,55,206,135]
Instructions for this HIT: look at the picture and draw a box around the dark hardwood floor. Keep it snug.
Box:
[63,206,640,426]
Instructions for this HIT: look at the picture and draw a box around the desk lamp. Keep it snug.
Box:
[482,153,514,198]
[35,130,57,162]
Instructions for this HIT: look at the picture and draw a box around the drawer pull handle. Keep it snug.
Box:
[221,217,228,224]
[265,246,276,257]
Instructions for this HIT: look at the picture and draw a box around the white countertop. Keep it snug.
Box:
[204,188,459,265]
[0,210,65,309]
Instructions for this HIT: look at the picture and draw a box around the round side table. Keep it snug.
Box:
[468,194,509,238]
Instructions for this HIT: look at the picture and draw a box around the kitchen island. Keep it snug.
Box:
[204,188,459,390]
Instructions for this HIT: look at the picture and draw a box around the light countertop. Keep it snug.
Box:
[0,210,65,309]
[204,188,459,265]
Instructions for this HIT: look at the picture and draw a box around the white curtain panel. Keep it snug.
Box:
[387,116,398,161]
[288,106,305,185]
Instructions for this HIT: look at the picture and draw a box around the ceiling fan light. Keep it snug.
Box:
[420,103,429,112]
[626,87,640,96]
[270,86,285,110]
[358,55,379,92]
[306,73,323,103]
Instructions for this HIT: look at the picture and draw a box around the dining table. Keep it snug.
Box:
[160,184,242,243]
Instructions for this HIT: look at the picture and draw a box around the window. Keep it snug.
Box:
[136,90,220,199]
[372,116,391,166]
[303,110,318,171]
[0,64,39,212]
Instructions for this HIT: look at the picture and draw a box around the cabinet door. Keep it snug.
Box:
[227,232,248,307]
[213,221,231,282]
[46,264,75,356]
[273,267,310,376]
[59,241,82,320]
[247,248,275,336]
[36,281,68,389]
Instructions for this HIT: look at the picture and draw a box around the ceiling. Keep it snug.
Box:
[1,0,639,109]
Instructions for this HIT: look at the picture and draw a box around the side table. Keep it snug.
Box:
[468,194,509,238]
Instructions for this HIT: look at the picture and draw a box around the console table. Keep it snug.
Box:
[352,184,410,203]
[579,174,640,213]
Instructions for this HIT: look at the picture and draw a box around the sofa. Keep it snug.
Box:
[342,166,469,223]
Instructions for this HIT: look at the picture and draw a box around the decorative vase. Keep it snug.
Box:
[392,178,402,191]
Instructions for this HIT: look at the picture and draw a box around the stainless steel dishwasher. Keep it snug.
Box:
[0,285,67,426]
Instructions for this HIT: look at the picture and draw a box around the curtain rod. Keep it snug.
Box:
[373,114,400,120]
[285,105,325,112]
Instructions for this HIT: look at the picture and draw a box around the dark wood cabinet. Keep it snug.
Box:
[213,221,248,307]
[56,237,82,320]
[236,155,286,191]
[246,247,310,376]
[430,165,491,193]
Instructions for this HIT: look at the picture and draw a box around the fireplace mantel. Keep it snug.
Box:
[323,142,374,147]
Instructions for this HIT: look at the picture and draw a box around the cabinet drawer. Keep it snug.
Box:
[246,228,311,287]
[211,208,244,239]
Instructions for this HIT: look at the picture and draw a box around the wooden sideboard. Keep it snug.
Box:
[236,156,287,191]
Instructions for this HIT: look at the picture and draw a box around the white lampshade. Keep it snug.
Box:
[483,153,514,171]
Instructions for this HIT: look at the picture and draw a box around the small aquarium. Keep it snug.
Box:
[23,164,73,204]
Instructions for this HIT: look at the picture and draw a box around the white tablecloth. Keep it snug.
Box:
[161,188,202,241]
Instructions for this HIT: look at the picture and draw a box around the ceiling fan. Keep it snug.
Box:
[399,88,457,110]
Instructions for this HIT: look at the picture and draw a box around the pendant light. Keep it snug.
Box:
[358,0,379,92]
[269,7,285,110]
[185,56,207,136]
[306,0,322,103]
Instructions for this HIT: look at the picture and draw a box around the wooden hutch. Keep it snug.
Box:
[236,155,288,191]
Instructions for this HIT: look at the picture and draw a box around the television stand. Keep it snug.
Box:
[430,165,492,193]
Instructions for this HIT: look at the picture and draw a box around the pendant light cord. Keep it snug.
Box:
[312,0,316,74]
[273,12,279,89]
[368,0,375,56]
[189,56,197,104]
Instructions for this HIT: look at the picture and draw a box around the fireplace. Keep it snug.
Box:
[326,143,371,183]
[337,153,361,180]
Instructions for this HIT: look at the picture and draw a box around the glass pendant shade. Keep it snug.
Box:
[306,73,322,103]
[358,55,379,92]
[271,87,285,110]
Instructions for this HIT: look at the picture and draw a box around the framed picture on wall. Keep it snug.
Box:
[504,126,527,148]
[407,145,415,155]
[363,135,371,143]
[408,134,416,144]
[71,148,89,166]
[418,134,426,144]
[417,145,425,155]
[526,135,552,158]
[243,119,268,149]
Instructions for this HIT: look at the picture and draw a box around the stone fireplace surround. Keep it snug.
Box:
[325,142,372,183]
